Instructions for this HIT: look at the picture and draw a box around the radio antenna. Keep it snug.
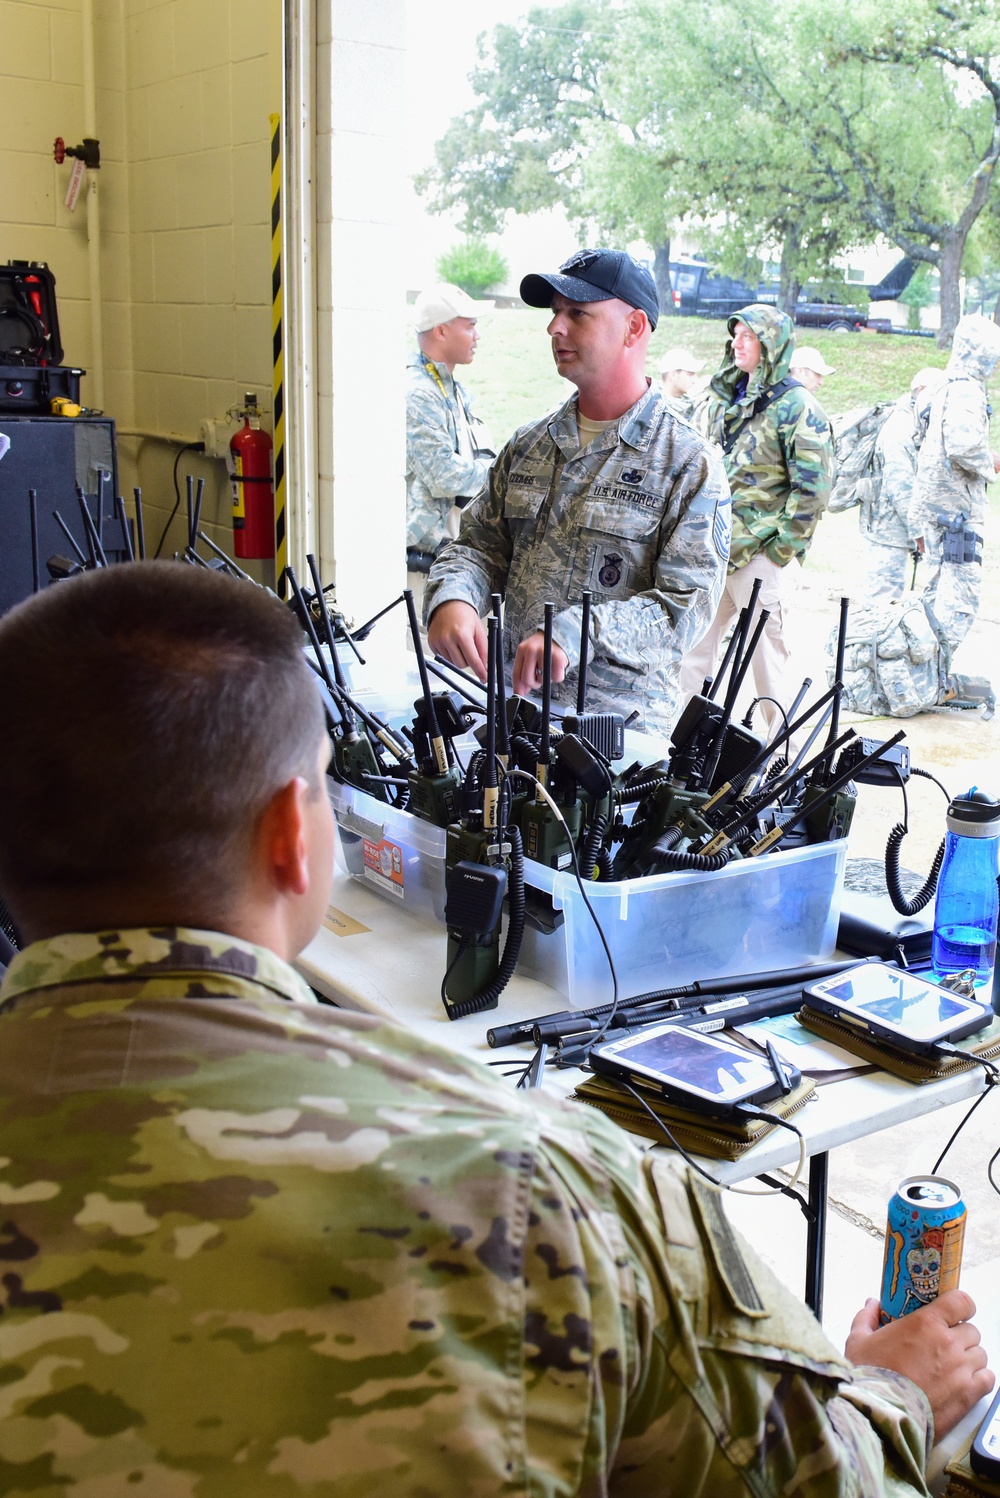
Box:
[28,490,40,592]
[491,593,511,766]
[535,602,555,801]
[404,587,449,775]
[577,588,592,714]
[133,487,147,560]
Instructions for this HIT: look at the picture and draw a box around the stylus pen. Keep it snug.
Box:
[537,983,810,1048]
[487,955,880,1049]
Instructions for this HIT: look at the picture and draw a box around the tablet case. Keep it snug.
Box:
[573,1072,816,1158]
[797,1006,1000,1082]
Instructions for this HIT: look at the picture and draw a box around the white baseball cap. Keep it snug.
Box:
[413,283,494,333]
[790,345,835,376]
[658,347,705,376]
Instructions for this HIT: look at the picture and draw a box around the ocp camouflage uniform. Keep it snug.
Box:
[406,351,494,554]
[681,306,833,730]
[859,393,923,602]
[910,314,1000,653]
[0,927,934,1495]
[424,383,731,734]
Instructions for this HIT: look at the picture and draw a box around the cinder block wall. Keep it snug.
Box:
[0,0,132,419]
[1,0,407,596]
[121,0,281,563]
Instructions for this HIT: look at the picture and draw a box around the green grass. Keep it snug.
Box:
[463,307,999,596]
[467,309,958,441]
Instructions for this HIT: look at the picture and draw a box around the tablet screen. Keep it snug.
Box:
[817,968,973,1040]
[610,1026,775,1101]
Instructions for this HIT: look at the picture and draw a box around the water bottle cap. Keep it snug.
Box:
[947,787,1000,836]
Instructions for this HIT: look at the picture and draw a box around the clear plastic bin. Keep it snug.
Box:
[518,838,847,1007]
[328,778,447,925]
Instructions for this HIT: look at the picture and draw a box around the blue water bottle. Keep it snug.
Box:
[931,788,1000,996]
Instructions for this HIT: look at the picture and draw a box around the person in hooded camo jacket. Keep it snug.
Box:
[682,305,833,733]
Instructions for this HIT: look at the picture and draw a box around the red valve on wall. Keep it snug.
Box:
[228,392,274,560]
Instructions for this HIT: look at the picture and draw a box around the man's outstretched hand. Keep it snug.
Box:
[512,631,568,699]
[427,601,489,682]
[846,1290,993,1440]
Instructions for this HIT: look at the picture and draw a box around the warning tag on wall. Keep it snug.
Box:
[65,158,85,211]
[362,836,404,897]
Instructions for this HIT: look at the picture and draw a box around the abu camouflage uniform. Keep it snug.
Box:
[424,382,731,735]
[681,305,834,727]
[859,393,924,602]
[833,596,944,717]
[405,351,494,554]
[0,927,934,1496]
[910,314,1000,654]
[659,391,697,423]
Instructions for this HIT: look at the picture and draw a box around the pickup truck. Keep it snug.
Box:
[669,260,866,330]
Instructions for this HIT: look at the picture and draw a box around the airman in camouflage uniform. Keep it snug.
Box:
[911,314,1000,655]
[425,251,731,735]
[658,346,706,423]
[0,560,989,1495]
[856,372,943,601]
[682,306,834,731]
[0,926,946,1496]
[406,284,496,563]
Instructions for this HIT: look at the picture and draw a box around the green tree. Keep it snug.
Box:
[686,0,999,343]
[416,2,615,231]
[898,265,936,331]
[413,2,685,310]
[421,0,1000,342]
[584,0,866,312]
[436,240,509,297]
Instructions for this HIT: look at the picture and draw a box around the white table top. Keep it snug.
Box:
[299,862,1000,1489]
[298,863,988,1185]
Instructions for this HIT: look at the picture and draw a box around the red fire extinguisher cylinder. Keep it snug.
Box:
[230,404,274,560]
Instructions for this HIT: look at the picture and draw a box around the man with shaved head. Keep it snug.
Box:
[424,249,731,734]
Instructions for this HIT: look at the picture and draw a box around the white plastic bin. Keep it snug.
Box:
[328,779,447,925]
[518,838,847,1007]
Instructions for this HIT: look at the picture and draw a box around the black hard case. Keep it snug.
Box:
[0,262,85,413]
[0,261,64,365]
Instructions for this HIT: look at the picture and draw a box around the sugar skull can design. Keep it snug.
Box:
[879,1175,966,1323]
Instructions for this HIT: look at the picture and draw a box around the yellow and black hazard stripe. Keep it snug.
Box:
[270,113,286,595]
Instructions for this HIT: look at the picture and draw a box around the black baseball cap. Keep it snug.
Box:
[520,249,659,330]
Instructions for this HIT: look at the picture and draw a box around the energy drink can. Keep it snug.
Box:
[879,1175,966,1324]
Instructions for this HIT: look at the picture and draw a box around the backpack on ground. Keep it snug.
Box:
[827,402,895,514]
[828,595,995,719]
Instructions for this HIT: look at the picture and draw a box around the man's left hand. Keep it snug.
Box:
[512,632,568,698]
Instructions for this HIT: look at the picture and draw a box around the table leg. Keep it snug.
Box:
[805,1151,829,1321]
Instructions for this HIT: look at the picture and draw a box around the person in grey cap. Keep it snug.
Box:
[423,249,730,735]
[406,283,496,575]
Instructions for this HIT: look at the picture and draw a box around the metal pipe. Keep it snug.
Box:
[82,0,104,408]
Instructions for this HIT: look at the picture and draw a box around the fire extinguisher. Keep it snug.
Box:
[228,392,274,559]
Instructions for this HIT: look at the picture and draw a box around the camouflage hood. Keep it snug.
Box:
[947,313,1000,385]
[710,304,796,406]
